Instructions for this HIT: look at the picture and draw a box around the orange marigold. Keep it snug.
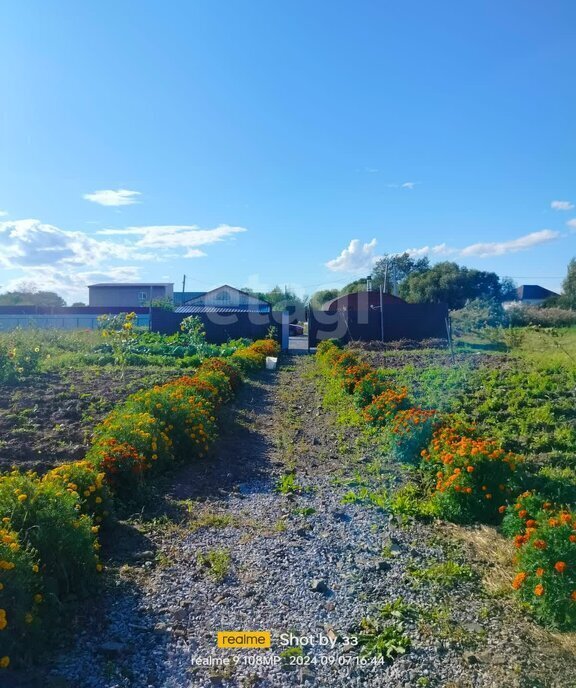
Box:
[555,561,568,573]
[534,584,545,596]
[512,572,527,590]
[534,539,547,550]
[536,568,545,577]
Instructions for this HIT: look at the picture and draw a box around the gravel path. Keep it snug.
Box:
[43,356,576,688]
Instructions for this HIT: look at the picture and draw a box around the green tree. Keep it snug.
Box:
[560,258,576,309]
[372,253,430,293]
[400,262,503,309]
[308,289,339,308]
[0,289,66,307]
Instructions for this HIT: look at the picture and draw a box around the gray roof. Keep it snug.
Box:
[175,305,271,314]
[516,285,559,300]
[88,283,174,288]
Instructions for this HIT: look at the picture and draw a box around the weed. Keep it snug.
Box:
[275,472,301,495]
[196,548,231,582]
[410,560,474,588]
[356,618,410,661]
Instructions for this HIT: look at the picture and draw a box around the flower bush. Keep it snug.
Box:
[0,341,42,385]
[501,491,551,539]
[0,526,45,668]
[249,339,280,357]
[387,408,439,464]
[42,461,113,526]
[0,472,100,597]
[421,425,521,523]
[511,507,576,628]
[341,363,372,394]
[198,357,243,392]
[352,370,391,408]
[362,388,411,427]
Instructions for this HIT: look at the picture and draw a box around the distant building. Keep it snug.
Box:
[503,284,559,309]
[175,285,271,314]
[88,283,174,307]
[173,291,206,307]
[321,291,406,311]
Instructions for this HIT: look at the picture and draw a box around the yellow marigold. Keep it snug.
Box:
[0,656,9,668]
[34,594,42,604]
[24,613,33,624]
[32,564,39,573]
[17,494,28,502]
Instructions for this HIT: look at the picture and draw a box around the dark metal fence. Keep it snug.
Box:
[150,309,285,343]
[308,303,449,347]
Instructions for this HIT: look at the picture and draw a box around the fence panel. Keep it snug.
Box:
[308,304,448,347]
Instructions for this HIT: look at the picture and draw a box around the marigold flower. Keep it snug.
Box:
[534,584,544,596]
[549,519,559,527]
[34,594,42,604]
[0,656,9,669]
[536,568,545,576]
[498,505,507,514]
[534,539,547,550]
[17,494,28,502]
[569,535,576,543]
[466,465,474,473]
[512,572,526,590]
[526,519,536,528]
[571,591,576,601]
[519,510,527,518]
[555,561,567,573]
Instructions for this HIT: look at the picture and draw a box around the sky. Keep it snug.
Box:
[0,0,575,303]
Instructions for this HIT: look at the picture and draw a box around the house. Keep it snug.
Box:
[173,291,206,307]
[503,284,559,309]
[88,283,174,307]
[175,285,271,314]
[321,291,406,311]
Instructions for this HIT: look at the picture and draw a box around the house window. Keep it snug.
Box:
[216,291,231,303]
[139,291,148,302]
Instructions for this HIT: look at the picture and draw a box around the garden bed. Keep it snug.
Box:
[0,367,180,473]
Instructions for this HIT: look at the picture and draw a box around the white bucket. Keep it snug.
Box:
[266,356,278,370]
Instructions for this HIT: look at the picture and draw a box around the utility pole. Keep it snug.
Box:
[182,275,186,304]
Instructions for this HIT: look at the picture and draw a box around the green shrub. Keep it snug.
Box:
[512,508,576,628]
[0,526,45,669]
[353,370,391,407]
[501,491,550,539]
[42,461,113,526]
[0,472,100,597]
[422,425,521,524]
[362,388,411,427]
[0,341,42,384]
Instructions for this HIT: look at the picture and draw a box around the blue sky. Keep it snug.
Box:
[0,1,575,302]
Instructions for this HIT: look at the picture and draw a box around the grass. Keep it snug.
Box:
[275,472,302,495]
[409,560,474,588]
[196,547,231,582]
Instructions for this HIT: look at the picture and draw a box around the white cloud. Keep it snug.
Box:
[96,224,246,254]
[325,239,379,273]
[402,230,560,260]
[404,243,455,258]
[0,210,8,217]
[459,229,559,257]
[551,200,574,211]
[1,266,143,304]
[83,189,141,206]
[567,219,576,231]
[401,182,416,190]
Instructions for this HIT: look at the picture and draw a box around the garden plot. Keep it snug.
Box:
[0,367,179,472]
[43,354,576,688]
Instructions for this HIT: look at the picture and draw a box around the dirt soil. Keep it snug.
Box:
[0,367,180,473]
